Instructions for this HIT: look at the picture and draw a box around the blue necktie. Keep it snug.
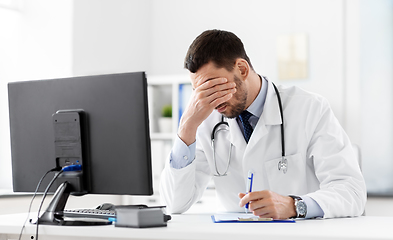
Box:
[239,111,254,143]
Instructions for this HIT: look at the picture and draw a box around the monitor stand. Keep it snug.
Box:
[32,181,111,226]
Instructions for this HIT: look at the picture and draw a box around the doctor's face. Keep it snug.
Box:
[190,62,248,119]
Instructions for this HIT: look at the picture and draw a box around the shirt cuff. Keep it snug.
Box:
[302,195,324,219]
[169,135,196,169]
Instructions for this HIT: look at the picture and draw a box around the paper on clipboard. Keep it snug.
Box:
[211,214,295,223]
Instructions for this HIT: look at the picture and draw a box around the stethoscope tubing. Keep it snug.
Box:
[272,83,285,158]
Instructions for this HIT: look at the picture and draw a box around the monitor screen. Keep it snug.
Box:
[8,72,153,197]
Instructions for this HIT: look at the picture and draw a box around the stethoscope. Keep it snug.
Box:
[211,80,287,177]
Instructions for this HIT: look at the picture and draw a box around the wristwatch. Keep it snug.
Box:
[289,195,307,218]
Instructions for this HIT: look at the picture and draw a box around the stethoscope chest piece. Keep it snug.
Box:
[278,157,288,174]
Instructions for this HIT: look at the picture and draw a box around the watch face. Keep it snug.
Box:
[297,201,307,216]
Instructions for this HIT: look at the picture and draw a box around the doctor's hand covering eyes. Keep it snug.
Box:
[177,75,236,146]
[160,29,367,219]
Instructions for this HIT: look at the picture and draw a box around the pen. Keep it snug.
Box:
[245,170,253,214]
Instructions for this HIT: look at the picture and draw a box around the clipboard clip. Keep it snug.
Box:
[238,217,273,222]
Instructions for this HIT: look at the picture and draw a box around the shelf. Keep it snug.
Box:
[146,74,194,200]
[147,74,189,85]
[150,132,175,141]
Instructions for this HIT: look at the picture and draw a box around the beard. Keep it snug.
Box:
[218,74,247,119]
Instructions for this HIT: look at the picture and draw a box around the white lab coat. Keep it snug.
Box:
[160,79,367,218]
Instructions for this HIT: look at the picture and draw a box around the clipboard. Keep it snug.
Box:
[211,214,295,223]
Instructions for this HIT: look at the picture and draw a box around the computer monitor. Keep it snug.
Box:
[8,72,153,225]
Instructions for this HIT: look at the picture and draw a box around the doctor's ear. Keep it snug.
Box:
[235,59,250,80]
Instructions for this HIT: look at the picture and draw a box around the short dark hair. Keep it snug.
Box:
[184,29,254,73]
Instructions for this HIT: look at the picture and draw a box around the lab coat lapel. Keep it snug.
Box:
[227,118,246,150]
[246,118,268,150]
[226,81,282,153]
[262,81,282,126]
[246,81,282,150]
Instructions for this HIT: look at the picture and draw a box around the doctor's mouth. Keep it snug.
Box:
[216,104,227,113]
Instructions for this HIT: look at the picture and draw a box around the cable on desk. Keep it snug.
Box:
[35,169,64,240]
[18,166,61,240]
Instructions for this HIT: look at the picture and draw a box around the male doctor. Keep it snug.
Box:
[160,29,366,219]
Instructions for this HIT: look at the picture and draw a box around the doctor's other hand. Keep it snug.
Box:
[178,77,236,146]
[238,190,296,219]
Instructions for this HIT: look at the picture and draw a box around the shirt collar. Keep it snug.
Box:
[246,75,268,118]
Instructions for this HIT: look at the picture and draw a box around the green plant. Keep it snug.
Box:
[161,104,172,118]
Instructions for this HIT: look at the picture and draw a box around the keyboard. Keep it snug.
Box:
[61,204,148,220]
[62,209,116,220]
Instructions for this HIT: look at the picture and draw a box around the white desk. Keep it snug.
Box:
[0,213,392,240]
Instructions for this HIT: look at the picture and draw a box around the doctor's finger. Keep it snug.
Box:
[238,192,247,206]
[184,92,233,126]
[248,197,270,211]
[238,192,246,199]
[197,77,229,90]
[208,89,236,106]
[197,79,235,95]
[251,205,274,218]
[193,89,234,110]
[247,197,280,216]
[239,191,265,206]
[252,203,286,219]
[193,83,235,105]
[238,192,260,207]
[196,85,236,104]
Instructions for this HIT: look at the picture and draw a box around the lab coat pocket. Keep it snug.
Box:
[264,153,307,195]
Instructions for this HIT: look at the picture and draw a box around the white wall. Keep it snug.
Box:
[148,0,347,127]
[72,0,152,76]
[72,0,351,126]
[0,0,73,190]
[0,5,19,190]
[360,0,393,194]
